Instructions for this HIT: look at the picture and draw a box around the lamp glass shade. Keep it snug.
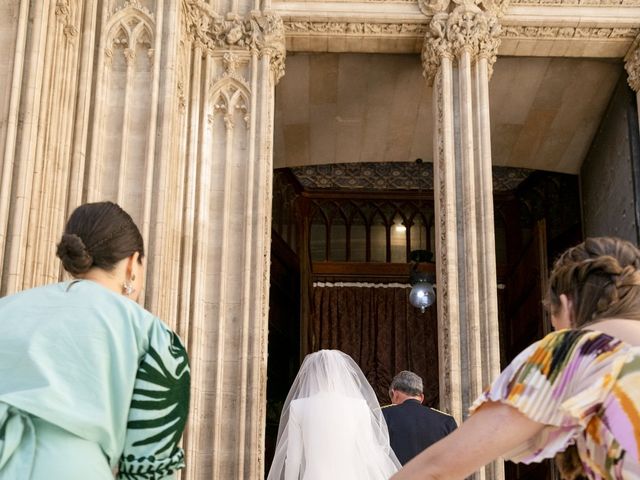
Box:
[409,282,436,313]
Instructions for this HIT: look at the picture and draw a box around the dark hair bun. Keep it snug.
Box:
[56,233,93,274]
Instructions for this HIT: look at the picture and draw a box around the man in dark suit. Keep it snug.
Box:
[382,371,457,465]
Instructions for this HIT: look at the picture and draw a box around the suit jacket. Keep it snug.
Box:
[382,399,457,465]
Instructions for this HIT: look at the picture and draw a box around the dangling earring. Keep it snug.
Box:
[123,274,136,296]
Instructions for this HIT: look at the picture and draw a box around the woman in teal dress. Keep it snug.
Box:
[0,202,190,479]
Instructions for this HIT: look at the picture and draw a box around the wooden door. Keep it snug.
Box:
[502,220,556,480]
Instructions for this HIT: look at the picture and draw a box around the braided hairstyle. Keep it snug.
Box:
[56,202,144,276]
[546,237,640,327]
[546,237,640,478]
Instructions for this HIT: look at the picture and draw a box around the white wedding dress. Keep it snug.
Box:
[267,350,400,480]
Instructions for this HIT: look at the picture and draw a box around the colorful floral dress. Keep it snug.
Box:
[0,280,190,480]
[471,329,640,479]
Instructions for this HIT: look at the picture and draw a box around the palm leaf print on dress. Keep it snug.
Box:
[127,330,190,456]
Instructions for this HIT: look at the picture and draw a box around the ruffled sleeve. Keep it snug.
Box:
[117,319,190,479]
[470,329,627,463]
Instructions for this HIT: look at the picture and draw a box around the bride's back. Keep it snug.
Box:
[267,350,400,480]
[290,393,371,479]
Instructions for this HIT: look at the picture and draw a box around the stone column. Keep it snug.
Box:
[421,0,503,478]
[178,3,285,479]
[626,35,640,134]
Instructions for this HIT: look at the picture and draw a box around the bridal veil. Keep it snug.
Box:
[267,349,400,480]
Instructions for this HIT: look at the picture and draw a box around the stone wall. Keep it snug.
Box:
[581,74,640,244]
[0,2,283,478]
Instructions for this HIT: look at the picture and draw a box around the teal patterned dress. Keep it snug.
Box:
[0,280,190,479]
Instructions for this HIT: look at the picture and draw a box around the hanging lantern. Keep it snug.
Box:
[408,250,436,313]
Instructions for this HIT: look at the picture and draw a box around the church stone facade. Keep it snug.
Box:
[1,0,639,478]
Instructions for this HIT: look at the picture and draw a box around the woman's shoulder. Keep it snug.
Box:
[524,328,625,362]
[2,280,162,333]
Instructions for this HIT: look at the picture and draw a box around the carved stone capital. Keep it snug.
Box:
[422,13,453,83]
[421,6,501,83]
[183,1,286,82]
[625,35,640,93]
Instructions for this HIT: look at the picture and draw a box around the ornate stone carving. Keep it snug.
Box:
[210,83,250,133]
[124,47,136,66]
[177,81,187,113]
[55,0,70,19]
[55,0,80,43]
[211,78,252,130]
[63,25,79,40]
[111,0,154,19]
[223,52,242,80]
[105,47,114,66]
[434,70,452,408]
[501,25,638,39]
[284,21,428,36]
[104,6,155,64]
[419,0,510,17]
[183,1,286,82]
[422,6,501,83]
[625,36,640,92]
[290,162,531,191]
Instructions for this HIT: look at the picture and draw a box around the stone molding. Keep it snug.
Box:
[183,0,286,81]
[284,19,638,40]
[626,35,640,92]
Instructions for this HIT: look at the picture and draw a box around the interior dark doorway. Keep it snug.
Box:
[265,231,301,473]
[265,163,582,479]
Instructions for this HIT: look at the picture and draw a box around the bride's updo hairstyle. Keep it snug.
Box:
[56,202,144,276]
[545,237,640,328]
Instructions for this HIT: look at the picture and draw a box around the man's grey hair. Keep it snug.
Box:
[389,370,423,396]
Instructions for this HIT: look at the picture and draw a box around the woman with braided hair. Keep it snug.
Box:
[392,237,640,480]
[0,202,190,479]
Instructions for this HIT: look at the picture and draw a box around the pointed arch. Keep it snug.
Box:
[105,5,155,50]
[209,77,251,120]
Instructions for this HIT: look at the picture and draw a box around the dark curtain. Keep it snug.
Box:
[310,285,439,407]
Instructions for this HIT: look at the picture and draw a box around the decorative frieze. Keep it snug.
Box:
[283,19,638,51]
[284,21,428,36]
[183,0,286,81]
[289,163,533,193]
[502,25,639,39]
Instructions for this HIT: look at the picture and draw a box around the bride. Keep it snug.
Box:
[267,350,401,480]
